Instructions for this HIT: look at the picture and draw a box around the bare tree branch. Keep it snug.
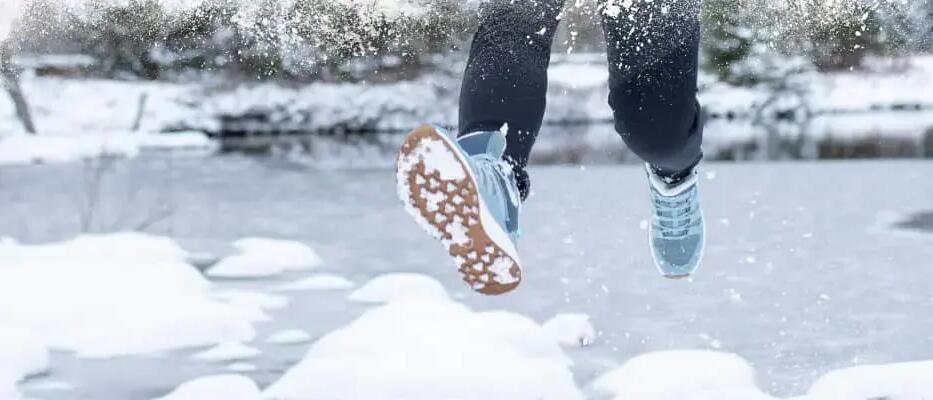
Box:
[0,40,36,134]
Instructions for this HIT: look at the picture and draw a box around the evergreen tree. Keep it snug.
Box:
[701,0,755,84]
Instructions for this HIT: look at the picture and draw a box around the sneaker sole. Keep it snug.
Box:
[395,124,522,295]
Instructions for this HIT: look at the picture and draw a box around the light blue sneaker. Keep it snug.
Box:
[396,124,522,295]
[646,164,706,279]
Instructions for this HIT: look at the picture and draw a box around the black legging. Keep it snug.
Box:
[458,0,704,199]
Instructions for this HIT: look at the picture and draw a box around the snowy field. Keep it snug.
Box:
[1,154,932,399]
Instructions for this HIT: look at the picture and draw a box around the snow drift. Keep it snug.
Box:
[0,233,259,358]
[265,274,583,400]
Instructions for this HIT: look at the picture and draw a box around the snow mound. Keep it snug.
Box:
[592,350,775,400]
[0,131,216,166]
[226,362,258,373]
[264,299,583,400]
[275,274,356,291]
[207,238,323,278]
[266,329,312,345]
[542,313,597,347]
[347,273,449,303]
[0,233,256,358]
[155,374,260,400]
[806,360,933,399]
[190,342,261,363]
[0,328,49,399]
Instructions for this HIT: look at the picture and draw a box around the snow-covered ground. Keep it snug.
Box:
[1,56,932,166]
[1,155,932,399]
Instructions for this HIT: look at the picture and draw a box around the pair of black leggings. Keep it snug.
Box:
[458,0,704,199]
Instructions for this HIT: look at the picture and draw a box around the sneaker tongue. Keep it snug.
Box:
[457,131,507,158]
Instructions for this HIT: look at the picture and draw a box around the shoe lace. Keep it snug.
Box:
[651,186,700,239]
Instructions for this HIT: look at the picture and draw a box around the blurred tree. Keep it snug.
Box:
[701,0,756,83]
[72,0,168,79]
[783,0,888,71]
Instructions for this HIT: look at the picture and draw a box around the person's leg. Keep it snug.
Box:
[601,1,707,278]
[600,0,704,179]
[459,0,564,200]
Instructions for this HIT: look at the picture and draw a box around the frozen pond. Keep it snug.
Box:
[2,155,933,398]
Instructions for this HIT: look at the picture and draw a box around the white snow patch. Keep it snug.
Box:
[548,63,610,89]
[592,350,776,400]
[264,298,583,400]
[348,273,449,303]
[0,131,216,166]
[542,313,596,347]
[445,219,470,247]
[0,328,49,399]
[0,233,256,358]
[0,133,139,165]
[226,363,258,373]
[134,131,217,151]
[207,238,323,278]
[189,342,261,363]
[265,329,312,345]
[275,274,355,291]
[415,138,466,181]
[489,256,519,285]
[155,374,261,400]
[806,360,933,399]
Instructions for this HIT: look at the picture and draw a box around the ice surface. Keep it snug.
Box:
[542,313,597,347]
[3,160,933,398]
[212,290,289,322]
[347,273,449,303]
[154,374,260,400]
[207,238,323,278]
[274,274,355,291]
[0,233,257,358]
[265,329,312,345]
[593,350,776,400]
[264,297,583,400]
[189,342,261,363]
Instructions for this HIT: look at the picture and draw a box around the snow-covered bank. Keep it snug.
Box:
[2,56,931,157]
[0,233,260,358]
[0,131,216,166]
